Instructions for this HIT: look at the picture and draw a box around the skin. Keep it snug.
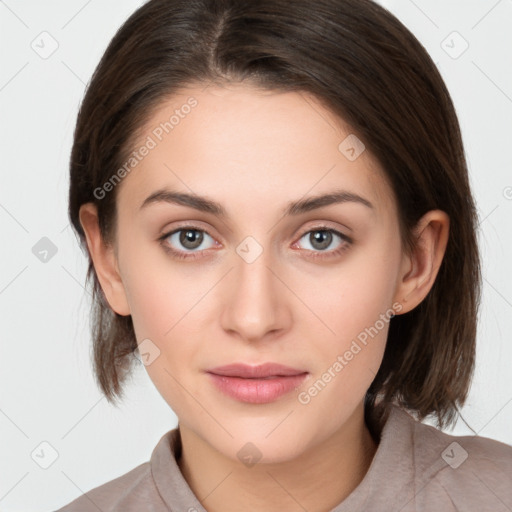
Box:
[79,83,449,512]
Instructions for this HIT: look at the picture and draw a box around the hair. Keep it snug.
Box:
[68,0,481,434]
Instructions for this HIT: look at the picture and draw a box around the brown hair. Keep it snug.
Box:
[68,0,481,432]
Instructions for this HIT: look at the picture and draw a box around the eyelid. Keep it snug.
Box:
[158,219,214,237]
[158,221,353,265]
[297,221,352,240]
[158,223,219,249]
[158,220,352,244]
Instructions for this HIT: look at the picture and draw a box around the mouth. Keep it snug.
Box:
[205,363,309,404]
[206,362,307,378]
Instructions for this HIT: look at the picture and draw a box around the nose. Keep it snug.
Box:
[220,241,291,344]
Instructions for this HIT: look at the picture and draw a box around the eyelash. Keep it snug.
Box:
[158,224,353,261]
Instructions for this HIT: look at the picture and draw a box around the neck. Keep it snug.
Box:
[176,404,379,512]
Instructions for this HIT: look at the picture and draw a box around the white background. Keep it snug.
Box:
[1,0,511,510]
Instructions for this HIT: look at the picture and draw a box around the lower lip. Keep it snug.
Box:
[206,372,308,404]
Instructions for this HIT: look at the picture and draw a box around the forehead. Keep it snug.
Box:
[116,84,396,220]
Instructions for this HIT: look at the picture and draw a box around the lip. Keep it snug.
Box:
[206,363,309,404]
[207,362,306,378]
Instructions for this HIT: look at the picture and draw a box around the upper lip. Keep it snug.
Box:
[206,363,307,379]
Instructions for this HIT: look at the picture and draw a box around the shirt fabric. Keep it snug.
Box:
[54,404,512,511]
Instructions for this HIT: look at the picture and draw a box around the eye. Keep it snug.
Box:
[158,224,352,261]
[159,226,217,260]
[294,227,352,259]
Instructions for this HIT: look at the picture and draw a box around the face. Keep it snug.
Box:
[105,84,408,463]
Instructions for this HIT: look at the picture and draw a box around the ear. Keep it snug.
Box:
[79,203,131,316]
[392,210,450,315]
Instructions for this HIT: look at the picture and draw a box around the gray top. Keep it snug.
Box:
[55,404,512,511]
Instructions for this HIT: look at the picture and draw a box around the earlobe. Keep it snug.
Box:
[393,210,450,315]
[78,203,131,316]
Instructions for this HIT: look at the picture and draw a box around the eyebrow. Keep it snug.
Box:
[139,188,374,216]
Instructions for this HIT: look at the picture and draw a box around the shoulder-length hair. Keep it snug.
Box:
[68,0,481,432]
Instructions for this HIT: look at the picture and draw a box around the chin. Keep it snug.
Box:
[214,428,311,467]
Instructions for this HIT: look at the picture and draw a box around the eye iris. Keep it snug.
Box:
[180,229,203,249]
[311,231,332,250]
[173,229,337,253]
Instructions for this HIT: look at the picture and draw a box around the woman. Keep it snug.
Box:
[57,0,512,510]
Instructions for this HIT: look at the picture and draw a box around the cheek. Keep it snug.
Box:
[123,262,205,412]
[122,252,211,385]
[120,237,204,340]
[297,239,400,402]
[124,272,176,341]
[308,249,399,344]
[296,271,394,422]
